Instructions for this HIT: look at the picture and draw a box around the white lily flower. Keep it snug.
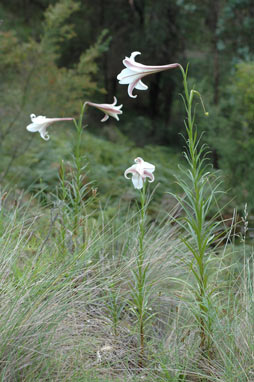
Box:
[84,97,123,122]
[124,157,155,189]
[26,114,73,140]
[117,51,180,98]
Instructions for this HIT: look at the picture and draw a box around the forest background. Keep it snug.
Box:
[1,0,254,214]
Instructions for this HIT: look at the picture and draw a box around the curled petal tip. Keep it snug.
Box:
[128,91,137,98]
[124,169,131,179]
[130,51,141,60]
[144,170,154,183]
[101,114,109,122]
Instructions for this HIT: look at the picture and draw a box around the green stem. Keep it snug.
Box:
[180,65,210,352]
[59,160,67,253]
[73,104,86,235]
[137,181,147,367]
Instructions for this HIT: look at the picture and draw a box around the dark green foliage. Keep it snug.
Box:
[199,62,254,208]
[0,0,110,184]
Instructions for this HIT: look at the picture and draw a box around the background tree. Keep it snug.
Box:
[1,0,254,209]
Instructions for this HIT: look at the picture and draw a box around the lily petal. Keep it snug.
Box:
[128,79,140,98]
[112,96,117,106]
[101,114,109,122]
[132,173,143,189]
[124,166,138,179]
[39,126,50,141]
[143,170,154,182]
[117,68,142,84]
[26,122,43,133]
[135,157,155,172]
[135,80,148,91]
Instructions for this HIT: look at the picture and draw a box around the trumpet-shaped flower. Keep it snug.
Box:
[117,51,180,98]
[26,114,73,140]
[124,157,155,189]
[84,97,123,122]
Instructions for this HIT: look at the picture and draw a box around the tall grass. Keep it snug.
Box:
[0,186,185,380]
[1,161,253,381]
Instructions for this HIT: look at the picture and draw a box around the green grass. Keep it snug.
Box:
[0,179,252,381]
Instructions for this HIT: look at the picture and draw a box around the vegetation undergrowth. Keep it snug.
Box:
[1,184,253,381]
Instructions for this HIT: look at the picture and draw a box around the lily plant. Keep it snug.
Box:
[124,157,155,367]
[117,51,180,98]
[176,67,215,353]
[56,97,123,243]
[119,52,217,354]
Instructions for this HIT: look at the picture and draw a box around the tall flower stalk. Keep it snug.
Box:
[176,65,217,353]
[135,182,147,366]
[56,105,87,251]
[72,104,86,236]
[57,98,122,248]
[125,157,155,367]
